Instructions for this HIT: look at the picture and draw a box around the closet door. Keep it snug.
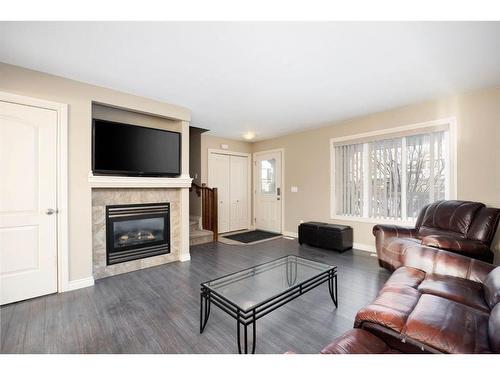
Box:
[208,153,230,233]
[229,155,248,231]
[1,101,58,305]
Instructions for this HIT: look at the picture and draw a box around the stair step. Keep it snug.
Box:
[190,220,199,231]
[189,229,214,246]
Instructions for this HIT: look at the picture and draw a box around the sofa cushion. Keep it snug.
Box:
[483,267,500,309]
[384,266,426,289]
[421,235,490,255]
[417,274,489,313]
[355,286,421,333]
[417,226,463,240]
[403,294,491,353]
[321,329,400,354]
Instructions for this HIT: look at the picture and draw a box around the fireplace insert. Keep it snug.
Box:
[106,203,170,265]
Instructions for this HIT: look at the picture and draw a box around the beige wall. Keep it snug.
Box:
[3,61,499,271]
[253,87,500,262]
[92,103,182,133]
[200,134,253,184]
[0,63,190,282]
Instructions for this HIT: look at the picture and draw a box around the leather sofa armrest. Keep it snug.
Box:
[320,329,398,354]
[373,225,418,270]
[372,224,418,238]
[421,235,490,255]
[401,245,495,283]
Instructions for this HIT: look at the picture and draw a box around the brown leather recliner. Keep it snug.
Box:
[319,246,500,354]
[353,246,500,354]
[373,200,500,270]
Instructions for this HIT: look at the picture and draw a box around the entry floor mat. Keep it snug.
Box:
[222,230,282,244]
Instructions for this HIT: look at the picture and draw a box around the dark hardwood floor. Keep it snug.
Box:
[0,238,390,354]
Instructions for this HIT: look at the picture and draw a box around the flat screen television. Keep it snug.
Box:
[92,119,181,177]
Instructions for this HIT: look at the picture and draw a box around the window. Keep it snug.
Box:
[331,121,455,222]
[260,158,276,194]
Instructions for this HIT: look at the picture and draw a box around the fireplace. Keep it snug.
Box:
[106,203,170,265]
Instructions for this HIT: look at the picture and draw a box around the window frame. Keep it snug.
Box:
[330,118,457,225]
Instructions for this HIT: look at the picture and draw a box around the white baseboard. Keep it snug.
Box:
[66,276,95,291]
[282,231,375,253]
[353,242,376,253]
[179,253,191,262]
[283,231,298,238]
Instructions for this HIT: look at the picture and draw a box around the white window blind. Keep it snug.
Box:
[333,127,450,221]
[335,144,363,217]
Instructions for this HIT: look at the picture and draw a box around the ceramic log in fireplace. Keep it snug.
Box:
[106,203,170,265]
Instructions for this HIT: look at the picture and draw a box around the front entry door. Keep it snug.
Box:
[254,151,282,233]
[0,100,58,305]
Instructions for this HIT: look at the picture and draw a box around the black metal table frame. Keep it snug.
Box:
[200,262,338,354]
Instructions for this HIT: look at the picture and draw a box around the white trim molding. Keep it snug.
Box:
[67,277,95,291]
[0,91,71,293]
[288,230,375,253]
[88,173,193,188]
[353,242,376,253]
[330,117,458,223]
[283,231,298,238]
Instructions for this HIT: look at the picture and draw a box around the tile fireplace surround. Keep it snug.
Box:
[92,188,182,279]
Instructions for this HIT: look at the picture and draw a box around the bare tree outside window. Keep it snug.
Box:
[369,138,402,219]
[406,132,446,218]
[335,130,448,220]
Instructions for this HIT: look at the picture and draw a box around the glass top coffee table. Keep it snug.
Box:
[200,255,338,354]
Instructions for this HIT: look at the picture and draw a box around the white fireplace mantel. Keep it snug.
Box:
[88,172,193,189]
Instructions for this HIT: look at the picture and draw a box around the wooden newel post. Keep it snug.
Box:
[213,188,218,242]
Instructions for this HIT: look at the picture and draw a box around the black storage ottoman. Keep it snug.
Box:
[298,222,353,252]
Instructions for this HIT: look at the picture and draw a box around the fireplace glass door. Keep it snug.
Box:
[106,203,170,265]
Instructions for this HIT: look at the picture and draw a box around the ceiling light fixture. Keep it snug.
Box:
[243,131,256,141]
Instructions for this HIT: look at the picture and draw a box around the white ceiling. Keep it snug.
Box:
[1,22,500,141]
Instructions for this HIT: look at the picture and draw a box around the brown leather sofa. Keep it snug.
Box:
[321,245,500,354]
[373,200,500,270]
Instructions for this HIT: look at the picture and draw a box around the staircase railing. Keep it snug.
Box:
[190,182,218,241]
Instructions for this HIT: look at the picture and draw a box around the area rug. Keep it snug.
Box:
[222,230,282,244]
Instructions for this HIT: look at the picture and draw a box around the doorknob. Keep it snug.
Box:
[45,208,58,215]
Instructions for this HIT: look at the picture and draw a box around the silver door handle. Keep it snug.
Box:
[45,208,58,215]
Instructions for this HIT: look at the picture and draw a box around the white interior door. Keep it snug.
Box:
[229,155,248,231]
[254,151,282,233]
[0,101,58,305]
[209,153,230,233]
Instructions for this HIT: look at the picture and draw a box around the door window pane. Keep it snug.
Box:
[260,159,276,194]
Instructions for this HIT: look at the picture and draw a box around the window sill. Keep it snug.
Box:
[331,215,416,226]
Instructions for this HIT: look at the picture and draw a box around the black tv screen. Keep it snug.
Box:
[92,119,181,177]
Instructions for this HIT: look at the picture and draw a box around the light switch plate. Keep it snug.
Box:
[291,186,298,193]
[220,144,229,150]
